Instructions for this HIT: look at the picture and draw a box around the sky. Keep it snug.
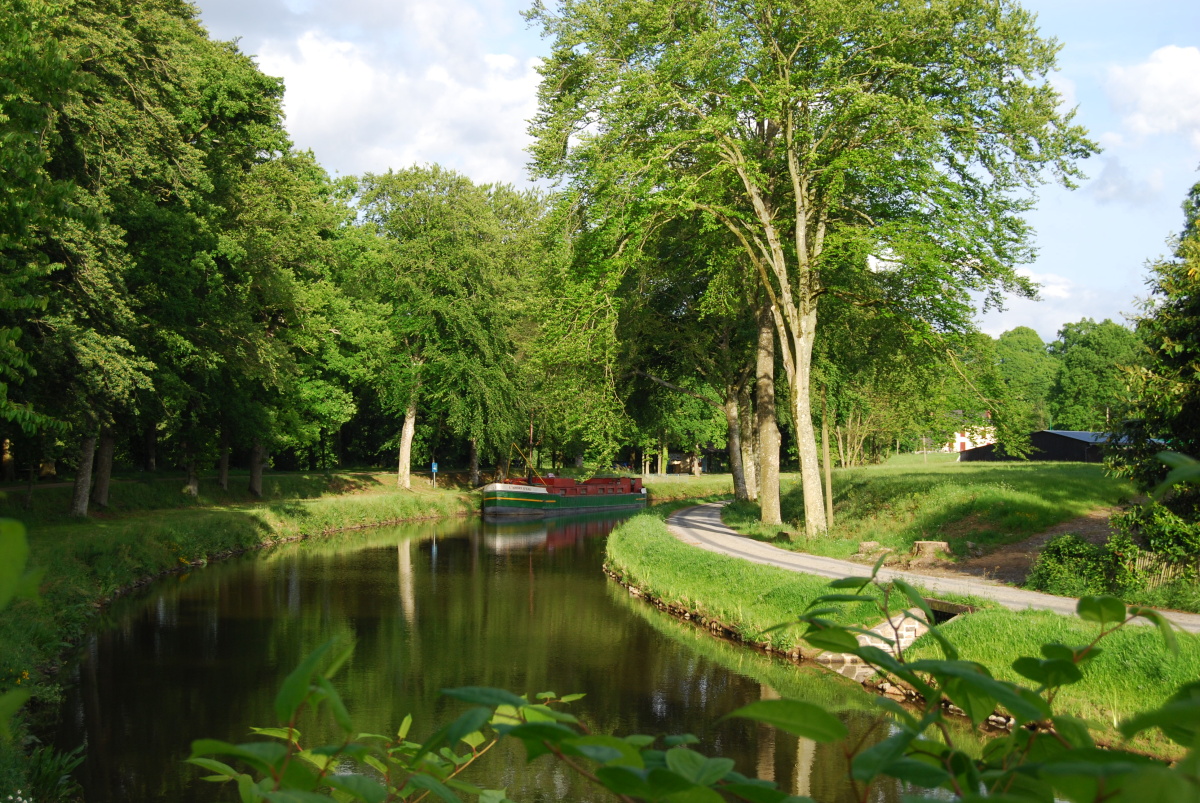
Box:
[191,0,1200,343]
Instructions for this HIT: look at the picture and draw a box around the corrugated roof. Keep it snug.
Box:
[1044,430,1108,443]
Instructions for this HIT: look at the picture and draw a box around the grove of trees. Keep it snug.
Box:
[10,0,1189,540]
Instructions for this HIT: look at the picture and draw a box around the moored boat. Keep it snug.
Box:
[481,475,647,517]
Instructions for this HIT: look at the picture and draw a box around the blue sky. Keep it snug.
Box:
[193,0,1200,342]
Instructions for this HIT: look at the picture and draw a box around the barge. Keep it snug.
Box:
[481,475,647,517]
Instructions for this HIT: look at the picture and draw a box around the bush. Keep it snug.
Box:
[1026,534,1111,597]
[1113,502,1200,565]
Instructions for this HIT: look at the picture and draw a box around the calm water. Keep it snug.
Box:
[55,513,907,802]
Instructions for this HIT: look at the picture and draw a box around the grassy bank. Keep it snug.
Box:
[0,474,475,794]
[605,511,883,652]
[724,462,1133,560]
[605,512,1197,756]
[641,474,734,502]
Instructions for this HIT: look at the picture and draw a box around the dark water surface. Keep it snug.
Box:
[56,513,906,802]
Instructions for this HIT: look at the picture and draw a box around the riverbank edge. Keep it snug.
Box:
[603,511,1188,760]
[2,486,480,794]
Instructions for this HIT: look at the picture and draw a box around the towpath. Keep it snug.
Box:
[667,501,1200,634]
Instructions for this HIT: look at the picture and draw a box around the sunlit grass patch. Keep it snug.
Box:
[724,462,1133,561]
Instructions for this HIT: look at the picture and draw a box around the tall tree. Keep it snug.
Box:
[1047,318,1140,432]
[529,0,1096,534]
[995,326,1057,431]
[356,166,523,489]
[1111,179,1200,512]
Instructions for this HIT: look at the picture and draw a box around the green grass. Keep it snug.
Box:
[607,510,1197,758]
[0,469,451,527]
[605,512,882,651]
[642,474,735,502]
[910,607,1200,755]
[724,462,1134,561]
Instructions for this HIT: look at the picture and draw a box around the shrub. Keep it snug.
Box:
[1026,534,1111,597]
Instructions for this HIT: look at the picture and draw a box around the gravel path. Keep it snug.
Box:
[667,502,1200,633]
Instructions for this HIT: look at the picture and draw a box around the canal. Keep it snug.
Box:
[55,512,905,802]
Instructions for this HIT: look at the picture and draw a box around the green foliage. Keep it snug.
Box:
[1047,319,1141,432]
[994,327,1058,433]
[1026,535,1112,598]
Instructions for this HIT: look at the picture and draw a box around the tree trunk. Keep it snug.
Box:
[691,445,702,476]
[792,321,830,535]
[144,425,156,472]
[23,458,35,511]
[756,305,782,523]
[71,433,97,518]
[397,402,416,489]
[249,439,266,498]
[218,429,230,491]
[724,390,749,500]
[739,381,758,501]
[92,429,115,508]
[1,438,14,483]
[468,438,480,487]
[659,439,668,476]
[184,461,199,497]
[821,391,834,527]
[756,304,782,526]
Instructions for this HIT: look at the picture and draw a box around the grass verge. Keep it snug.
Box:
[642,474,734,502]
[605,511,882,652]
[606,510,1197,758]
[724,462,1133,561]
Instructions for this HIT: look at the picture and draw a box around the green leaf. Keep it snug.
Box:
[665,747,734,786]
[828,576,872,590]
[1076,596,1127,627]
[725,699,848,743]
[326,774,387,803]
[190,739,289,776]
[0,689,31,741]
[1153,452,1200,498]
[187,757,240,778]
[852,730,915,783]
[416,706,493,760]
[560,693,586,703]
[906,660,1049,724]
[881,757,952,788]
[646,767,698,796]
[441,687,527,709]
[595,766,652,798]
[721,784,814,802]
[0,519,29,610]
[1012,657,1083,689]
[664,734,700,747]
[407,773,463,802]
[563,735,643,767]
[315,676,353,733]
[275,641,335,722]
[806,593,878,608]
[801,624,860,653]
[890,579,935,626]
[1040,643,1102,666]
[536,691,556,700]
[1127,607,1180,655]
[397,713,413,740]
[1052,715,1096,749]
[1119,681,1200,746]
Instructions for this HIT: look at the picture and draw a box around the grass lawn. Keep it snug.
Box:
[606,512,1198,758]
[723,461,1134,562]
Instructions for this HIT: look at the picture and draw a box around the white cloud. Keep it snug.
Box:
[1048,73,1077,112]
[1087,157,1164,206]
[977,269,1140,340]
[256,31,541,184]
[1107,45,1200,150]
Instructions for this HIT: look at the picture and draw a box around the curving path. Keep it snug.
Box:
[667,502,1200,634]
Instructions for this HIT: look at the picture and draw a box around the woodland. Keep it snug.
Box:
[0,0,1195,539]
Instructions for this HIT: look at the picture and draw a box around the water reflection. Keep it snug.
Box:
[56,512,913,802]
